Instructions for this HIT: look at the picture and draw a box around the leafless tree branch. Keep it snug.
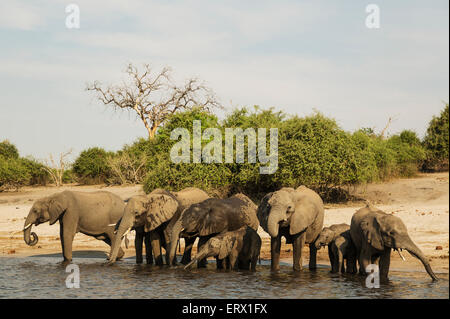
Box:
[86,63,222,139]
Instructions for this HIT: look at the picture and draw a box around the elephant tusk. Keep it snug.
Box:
[108,223,116,227]
[397,249,406,261]
[23,224,32,231]
[122,228,131,237]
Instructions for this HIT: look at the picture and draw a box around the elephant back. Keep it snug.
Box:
[226,194,259,231]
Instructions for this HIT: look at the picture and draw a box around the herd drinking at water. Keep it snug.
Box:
[22,186,438,283]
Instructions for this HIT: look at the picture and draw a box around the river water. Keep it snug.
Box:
[0,256,448,299]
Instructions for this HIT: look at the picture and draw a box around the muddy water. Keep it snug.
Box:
[0,256,448,299]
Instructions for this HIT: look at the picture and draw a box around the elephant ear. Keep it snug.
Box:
[48,194,67,225]
[289,201,317,235]
[360,215,384,251]
[218,236,235,259]
[144,194,179,232]
[198,205,228,236]
[257,192,273,234]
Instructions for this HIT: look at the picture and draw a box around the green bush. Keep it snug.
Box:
[423,104,449,171]
[73,147,113,184]
[0,140,19,159]
[19,157,50,185]
[0,157,30,190]
[143,108,233,193]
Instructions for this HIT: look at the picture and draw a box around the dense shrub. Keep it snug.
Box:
[73,147,113,184]
[143,109,233,193]
[0,140,19,159]
[0,157,30,190]
[0,142,50,190]
[19,157,50,185]
[423,104,449,171]
[139,107,433,199]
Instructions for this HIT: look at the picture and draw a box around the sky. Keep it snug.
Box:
[0,0,448,161]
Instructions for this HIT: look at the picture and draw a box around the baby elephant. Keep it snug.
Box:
[315,223,356,274]
[185,226,261,271]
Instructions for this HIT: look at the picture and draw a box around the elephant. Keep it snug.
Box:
[168,193,259,268]
[108,187,209,265]
[350,203,438,282]
[315,223,356,274]
[257,186,324,272]
[23,190,125,263]
[184,226,262,271]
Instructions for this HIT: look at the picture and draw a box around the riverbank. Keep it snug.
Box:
[0,172,448,275]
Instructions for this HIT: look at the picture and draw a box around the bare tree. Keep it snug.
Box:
[379,115,399,139]
[42,150,72,187]
[86,63,222,139]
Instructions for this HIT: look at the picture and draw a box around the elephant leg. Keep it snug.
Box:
[59,219,76,263]
[338,243,347,274]
[358,246,371,276]
[328,244,336,272]
[270,235,282,271]
[309,242,317,270]
[150,231,164,266]
[292,233,305,271]
[181,237,196,265]
[229,252,238,270]
[135,230,144,264]
[144,232,153,265]
[216,257,224,269]
[379,248,391,283]
[197,237,209,268]
[250,254,258,271]
[330,245,339,273]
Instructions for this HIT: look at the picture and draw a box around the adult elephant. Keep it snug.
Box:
[108,187,209,265]
[350,204,438,282]
[257,186,324,271]
[23,190,125,264]
[168,193,259,268]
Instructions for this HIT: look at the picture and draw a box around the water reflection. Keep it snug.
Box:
[0,257,447,299]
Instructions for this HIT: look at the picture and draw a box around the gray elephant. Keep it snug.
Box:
[350,204,438,282]
[23,190,125,263]
[184,226,261,271]
[168,193,259,268]
[108,187,209,265]
[257,186,324,271]
[315,223,356,274]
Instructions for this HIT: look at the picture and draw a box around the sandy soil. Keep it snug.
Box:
[1,173,448,274]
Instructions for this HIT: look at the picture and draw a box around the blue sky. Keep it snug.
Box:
[0,0,448,161]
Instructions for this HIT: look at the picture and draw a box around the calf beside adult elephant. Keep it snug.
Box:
[168,193,259,267]
[350,204,438,282]
[23,190,125,264]
[315,223,356,274]
[257,186,324,271]
[108,187,209,265]
[185,226,261,271]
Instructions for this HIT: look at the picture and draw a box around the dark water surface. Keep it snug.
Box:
[0,256,448,299]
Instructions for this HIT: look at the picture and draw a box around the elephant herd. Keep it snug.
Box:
[22,186,438,283]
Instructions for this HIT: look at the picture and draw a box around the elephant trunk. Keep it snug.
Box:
[108,214,134,264]
[168,219,183,266]
[184,247,210,269]
[23,214,38,246]
[403,240,438,281]
[267,209,285,238]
